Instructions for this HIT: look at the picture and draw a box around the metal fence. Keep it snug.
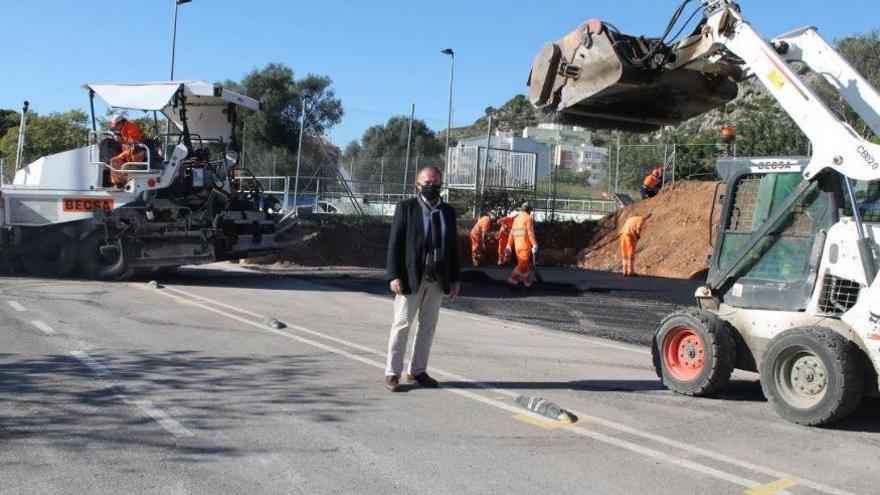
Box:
[446,146,538,191]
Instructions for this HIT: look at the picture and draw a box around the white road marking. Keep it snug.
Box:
[129,400,195,439]
[31,320,56,335]
[7,301,26,312]
[69,350,110,377]
[155,283,853,495]
[69,350,193,438]
[145,285,809,492]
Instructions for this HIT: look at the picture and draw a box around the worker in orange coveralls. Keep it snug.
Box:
[641,167,663,199]
[620,215,649,276]
[109,113,147,186]
[496,215,515,265]
[469,213,495,267]
[505,202,538,290]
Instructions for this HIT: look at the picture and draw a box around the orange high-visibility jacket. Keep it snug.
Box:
[620,216,646,240]
[497,216,514,235]
[643,174,659,188]
[470,215,491,239]
[507,212,537,251]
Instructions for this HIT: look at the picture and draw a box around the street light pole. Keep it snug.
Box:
[170,0,191,80]
[441,48,455,167]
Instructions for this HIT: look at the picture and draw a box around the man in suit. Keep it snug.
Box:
[384,166,461,392]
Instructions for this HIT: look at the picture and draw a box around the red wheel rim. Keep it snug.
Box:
[662,325,706,381]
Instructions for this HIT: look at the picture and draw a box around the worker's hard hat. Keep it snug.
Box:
[110,112,128,130]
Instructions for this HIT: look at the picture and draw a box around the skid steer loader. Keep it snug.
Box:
[528,0,880,425]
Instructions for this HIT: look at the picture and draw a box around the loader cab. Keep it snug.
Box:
[708,157,844,311]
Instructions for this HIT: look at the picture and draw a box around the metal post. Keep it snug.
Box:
[15,101,29,171]
[614,132,621,194]
[283,176,290,213]
[442,48,455,167]
[292,103,306,215]
[662,144,669,189]
[403,104,415,195]
[475,115,492,217]
[271,152,276,191]
[671,143,676,184]
[379,156,385,198]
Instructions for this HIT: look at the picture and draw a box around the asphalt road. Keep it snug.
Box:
[1,265,879,494]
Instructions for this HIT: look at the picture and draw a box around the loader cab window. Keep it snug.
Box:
[714,172,832,310]
[841,179,880,223]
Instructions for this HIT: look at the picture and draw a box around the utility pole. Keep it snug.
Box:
[379,156,385,198]
[441,48,455,167]
[15,101,29,171]
[292,102,306,215]
[170,0,191,80]
[402,104,415,195]
[475,114,493,217]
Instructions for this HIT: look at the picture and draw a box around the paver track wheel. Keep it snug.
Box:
[652,309,735,396]
[760,326,863,426]
[80,231,134,281]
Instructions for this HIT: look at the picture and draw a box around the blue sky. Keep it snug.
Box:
[0,1,876,146]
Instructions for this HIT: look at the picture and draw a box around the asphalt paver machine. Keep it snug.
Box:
[529,0,880,425]
[0,81,283,280]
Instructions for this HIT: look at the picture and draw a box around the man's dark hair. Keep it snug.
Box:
[418,166,443,177]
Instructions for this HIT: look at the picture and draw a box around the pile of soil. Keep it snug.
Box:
[578,181,722,279]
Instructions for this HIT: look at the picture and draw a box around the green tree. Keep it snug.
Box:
[343,116,443,187]
[0,110,90,179]
[814,30,880,140]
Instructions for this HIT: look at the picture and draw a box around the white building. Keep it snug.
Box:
[523,123,608,185]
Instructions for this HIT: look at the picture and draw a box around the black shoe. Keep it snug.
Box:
[384,375,401,392]
[407,372,439,388]
[508,282,518,292]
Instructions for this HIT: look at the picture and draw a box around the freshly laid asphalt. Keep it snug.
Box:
[1,264,878,494]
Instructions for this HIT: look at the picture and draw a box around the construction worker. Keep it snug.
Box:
[109,113,147,186]
[641,167,663,199]
[620,214,649,276]
[496,215,515,265]
[470,213,495,267]
[505,202,538,290]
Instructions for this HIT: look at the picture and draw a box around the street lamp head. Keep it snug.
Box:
[177,0,192,5]
[441,48,454,56]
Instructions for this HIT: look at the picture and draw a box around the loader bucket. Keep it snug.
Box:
[528,20,738,132]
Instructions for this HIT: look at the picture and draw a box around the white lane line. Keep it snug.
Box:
[7,301,26,312]
[129,400,194,439]
[146,285,773,491]
[31,320,57,335]
[70,350,110,377]
[69,350,193,438]
[156,283,853,495]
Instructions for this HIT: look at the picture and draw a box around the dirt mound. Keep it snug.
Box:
[578,181,721,279]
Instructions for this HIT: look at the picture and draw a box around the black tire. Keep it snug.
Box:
[652,309,736,396]
[760,327,864,426]
[80,231,134,281]
[20,234,77,278]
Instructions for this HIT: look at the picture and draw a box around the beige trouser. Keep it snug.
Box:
[385,278,444,377]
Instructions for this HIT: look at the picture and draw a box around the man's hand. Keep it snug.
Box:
[389,278,404,295]
[505,246,512,256]
[449,281,461,301]
[531,245,539,254]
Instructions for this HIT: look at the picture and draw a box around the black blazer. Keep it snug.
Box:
[386,197,461,295]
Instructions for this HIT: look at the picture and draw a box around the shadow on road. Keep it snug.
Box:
[0,350,367,459]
